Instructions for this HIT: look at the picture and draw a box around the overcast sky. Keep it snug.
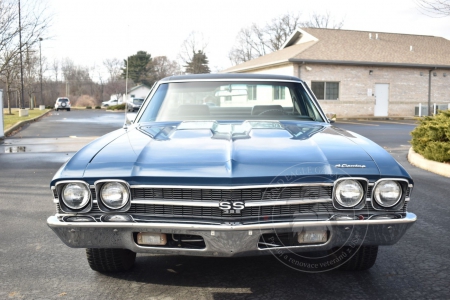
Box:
[43,0,449,77]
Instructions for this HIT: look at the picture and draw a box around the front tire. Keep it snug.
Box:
[86,248,136,272]
[339,245,378,271]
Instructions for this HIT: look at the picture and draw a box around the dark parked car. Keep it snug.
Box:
[126,97,144,112]
[47,74,416,272]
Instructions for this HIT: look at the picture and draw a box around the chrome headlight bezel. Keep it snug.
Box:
[332,178,368,210]
[95,180,131,212]
[54,180,92,213]
[371,179,409,210]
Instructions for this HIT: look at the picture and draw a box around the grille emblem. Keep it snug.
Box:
[219,201,244,214]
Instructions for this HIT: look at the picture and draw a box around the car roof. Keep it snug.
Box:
[159,73,303,83]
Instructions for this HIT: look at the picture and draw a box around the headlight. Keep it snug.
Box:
[62,183,90,209]
[335,179,364,207]
[374,180,402,207]
[100,182,129,209]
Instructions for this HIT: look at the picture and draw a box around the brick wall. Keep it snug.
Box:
[238,63,450,117]
[298,64,450,117]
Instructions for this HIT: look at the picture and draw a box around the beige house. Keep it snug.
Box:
[223,28,450,117]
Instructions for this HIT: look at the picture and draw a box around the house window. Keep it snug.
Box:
[311,82,339,100]
[247,85,257,100]
[225,96,232,101]
[273,86,285,100]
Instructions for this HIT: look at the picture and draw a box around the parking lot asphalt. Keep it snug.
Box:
[1,111,449,300]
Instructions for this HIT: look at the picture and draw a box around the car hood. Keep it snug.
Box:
[47,121,409,186]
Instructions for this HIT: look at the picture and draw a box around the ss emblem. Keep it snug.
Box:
[219,201,244,214]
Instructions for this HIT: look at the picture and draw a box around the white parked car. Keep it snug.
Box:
[101,99,119,107]
[54,97,71,111]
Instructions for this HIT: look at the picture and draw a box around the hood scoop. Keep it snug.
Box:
[139,120,324,141]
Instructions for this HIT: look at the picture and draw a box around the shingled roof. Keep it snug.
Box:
[223,28,450,72]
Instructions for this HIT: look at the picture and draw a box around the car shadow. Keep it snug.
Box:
[102,254,381,299]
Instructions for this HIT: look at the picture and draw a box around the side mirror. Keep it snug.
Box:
[124,112,137,128]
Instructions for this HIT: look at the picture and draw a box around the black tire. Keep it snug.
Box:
[55,108,59,111]
[67,108,70,111]
[339,245,378,271]
[86,248,136,272]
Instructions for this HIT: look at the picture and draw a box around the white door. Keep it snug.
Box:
[374,84,389,116]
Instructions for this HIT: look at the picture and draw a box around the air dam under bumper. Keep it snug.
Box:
[47,213,416,257]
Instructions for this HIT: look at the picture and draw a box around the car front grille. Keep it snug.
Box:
[55,185,410,221]
[131,186,333,202]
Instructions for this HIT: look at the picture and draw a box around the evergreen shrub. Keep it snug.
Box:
[410,110,450,162]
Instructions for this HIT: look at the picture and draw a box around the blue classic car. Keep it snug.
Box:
[47,74,416,272]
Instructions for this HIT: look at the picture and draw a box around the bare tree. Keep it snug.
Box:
[151,56,180,80]
[228,12,344,65]
[178,31,209,65]
[0,51,20,114]
[0,1,19,73]
[103,58,122,82]
[0,0,51,110]
[52,58,60,81]
[417,0,450,16]
[23,46,39,108]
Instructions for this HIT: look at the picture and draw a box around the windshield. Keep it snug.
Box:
[133,98,144,105]
[139,81,325,123]
[58,99,69,102]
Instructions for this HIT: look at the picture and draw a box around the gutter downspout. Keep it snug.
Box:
[428,69,431,116]
[428,68,436,116]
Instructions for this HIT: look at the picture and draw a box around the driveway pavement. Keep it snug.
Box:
[1,113,449,299]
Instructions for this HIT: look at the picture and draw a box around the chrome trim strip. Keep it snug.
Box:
[47,212,417,231]
[132,218,221,225]
[161,78,303,83]
[130,183,334,190]
[299,81,329,122]
[130,198,332,207]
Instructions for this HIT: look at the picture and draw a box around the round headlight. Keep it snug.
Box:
[335,179,364,208]
[100,182,129,209]
[374,180,402,207]
[62,183,90,209]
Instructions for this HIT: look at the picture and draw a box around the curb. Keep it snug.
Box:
[408,147,450,178]
[105,110,126,113]
[336,116,416,121]
[3,109,52,137]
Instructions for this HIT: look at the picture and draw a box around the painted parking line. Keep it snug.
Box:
[369,120,417,126]
[335,121,379,126]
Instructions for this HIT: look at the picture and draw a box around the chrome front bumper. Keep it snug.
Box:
[47,213,416,257]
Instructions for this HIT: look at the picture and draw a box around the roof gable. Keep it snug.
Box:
[282,28,319,48]
[292,28,450,67]
[223,28,450,72]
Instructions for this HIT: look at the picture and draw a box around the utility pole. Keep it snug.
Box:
[39,38,43,106]
[18,0,25,109]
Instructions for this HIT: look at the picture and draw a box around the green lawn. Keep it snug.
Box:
[2,108,51,131]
